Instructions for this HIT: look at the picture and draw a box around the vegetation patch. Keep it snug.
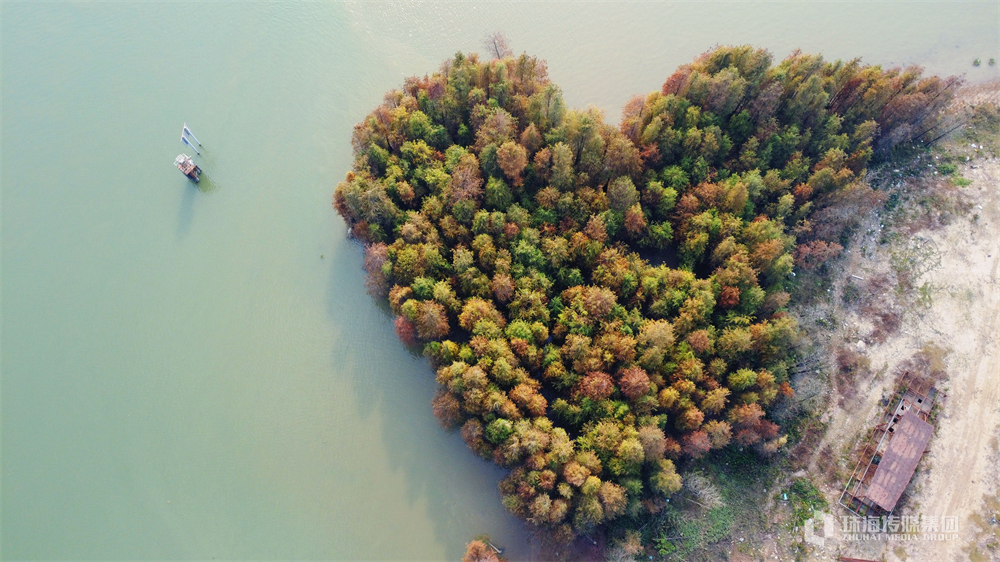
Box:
[786,477,828,527]
[333,43,956,545]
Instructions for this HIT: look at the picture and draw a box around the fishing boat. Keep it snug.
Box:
[175,154,201,182]
[175,123,203,182]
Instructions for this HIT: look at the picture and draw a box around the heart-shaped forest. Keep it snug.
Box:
[334,45,957,544]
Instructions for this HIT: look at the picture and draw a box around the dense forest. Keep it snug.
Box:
[334,45,956,542]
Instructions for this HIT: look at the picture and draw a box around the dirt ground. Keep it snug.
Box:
[903,159,1000,562]
[796,152,1000,561]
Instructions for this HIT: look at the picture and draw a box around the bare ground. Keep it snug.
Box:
[795,154,1000,561]
[903,159,1000,562]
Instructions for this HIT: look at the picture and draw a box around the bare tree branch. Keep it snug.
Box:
[483,31,512,60]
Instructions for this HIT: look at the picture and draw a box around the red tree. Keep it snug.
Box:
[719,286,740,308]
[394,315,418,346]
[682,430,712,458]
[794,240,843,270]
[618,366,651,399]
[576,371,615,401]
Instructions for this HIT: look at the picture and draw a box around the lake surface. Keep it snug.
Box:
[2,2,996,560]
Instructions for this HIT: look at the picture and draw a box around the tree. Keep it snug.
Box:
[598,481,628,519]
[573,494,605,531]
[333,45,955,543]
[450,153,484,203]
[718,286,740,309]
[463,539,507,562]
[432,391,463,428]
[637,425,667,460]
[413,301,450,340]
[650,459,682,495]
[363,242,390,297]
[458,297,507,330]
[607,176,639,213]
[701,387,730,414]
[686,329,713,354]
[623,203,647,237]
[484,177,513,211]
[492,272,514,302]
[394,316,418,346]
[728,368,758,391]
[475,108,518,151]
[520,123,543,154]
[682,430,712,458]
[794,240,843,270]
[605,531,643,562]
[704,419,732,448]
[550,142,575,190]
[618,366,651,399]
[582,286,617,317]
[676,407,704,431]
[496,141,528,186]
[576,371,615,401]
[603,133,642,180]
[617,437,645,465]
[483,31,513,60]
[728,402,765,427]
[563,460,590,487]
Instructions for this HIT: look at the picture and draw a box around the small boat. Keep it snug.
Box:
[175,154,201,182]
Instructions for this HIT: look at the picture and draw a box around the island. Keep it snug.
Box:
[334,44,961,554]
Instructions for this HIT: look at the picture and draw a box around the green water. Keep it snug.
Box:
[2,2,996,560]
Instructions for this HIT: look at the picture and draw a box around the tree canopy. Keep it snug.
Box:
[334,45,955,540]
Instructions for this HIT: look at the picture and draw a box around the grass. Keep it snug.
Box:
[889,240,941,295]
[883,191,902,213]
[937,163,957,175]
[645,446,781,560]
[916,281,936,308]
[786,478,828,527]
[841,281,860,305]
[959,103,1000,156]
[651,505,737,559]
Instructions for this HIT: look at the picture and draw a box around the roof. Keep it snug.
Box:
[866,409,934,512]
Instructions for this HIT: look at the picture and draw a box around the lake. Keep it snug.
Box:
[2,2,996,559]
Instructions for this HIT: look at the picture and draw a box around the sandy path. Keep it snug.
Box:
[900,161,1000,562]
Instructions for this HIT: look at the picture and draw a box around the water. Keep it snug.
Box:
[2,2,996,560]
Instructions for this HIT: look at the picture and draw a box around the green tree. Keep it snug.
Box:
[333,45,952,543]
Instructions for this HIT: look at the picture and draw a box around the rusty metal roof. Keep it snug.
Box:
[866,409,934,512]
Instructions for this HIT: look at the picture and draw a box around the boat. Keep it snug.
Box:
[175,124,204,182]
[175,154,201,182]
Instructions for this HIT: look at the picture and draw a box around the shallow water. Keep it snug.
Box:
[2,2,996,560]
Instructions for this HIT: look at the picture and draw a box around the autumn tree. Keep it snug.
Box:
[482,32,513,60]
[333,44,952,545]
[463,538,507,562]
[497,141,528,186]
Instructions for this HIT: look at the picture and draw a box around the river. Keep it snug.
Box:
[2,2,996,560]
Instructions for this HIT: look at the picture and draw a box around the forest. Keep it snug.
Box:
[333,44,956,543]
